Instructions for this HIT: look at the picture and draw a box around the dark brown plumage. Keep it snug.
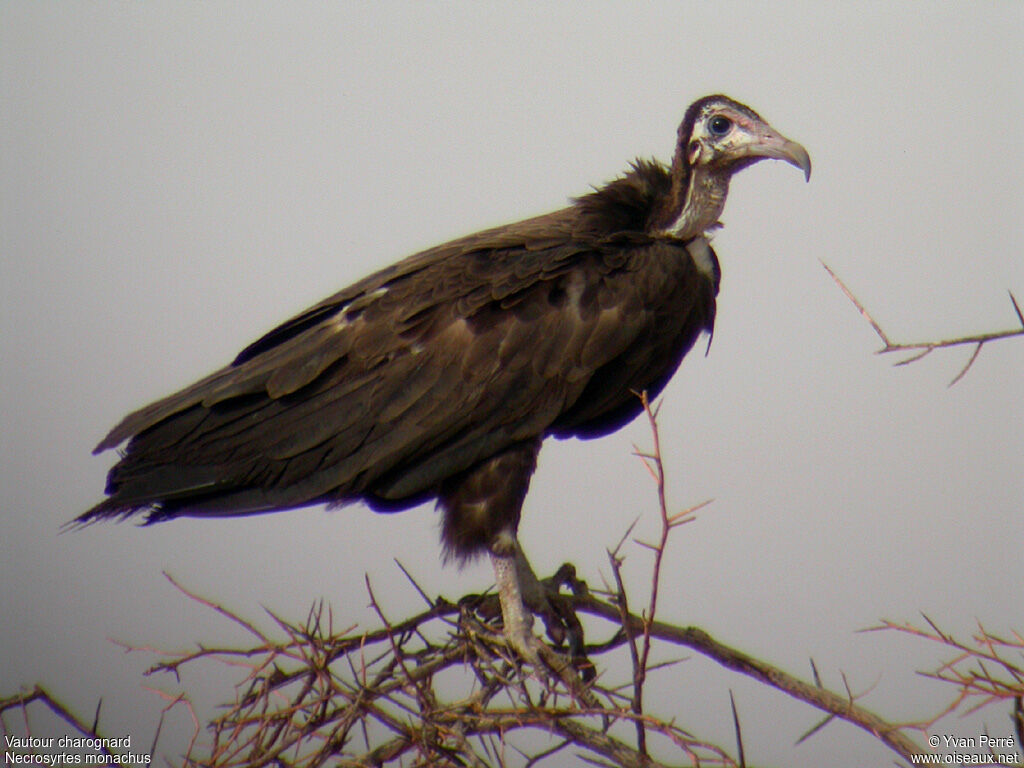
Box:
[77,95,810,570]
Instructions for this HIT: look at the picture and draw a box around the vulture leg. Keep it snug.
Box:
[493,541,592,679]
[491,544,597,698]
[440,439,581,664]
[490,545,544,662]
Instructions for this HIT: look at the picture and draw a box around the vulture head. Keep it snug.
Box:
[681,95,811,179]
[660,94,811,237]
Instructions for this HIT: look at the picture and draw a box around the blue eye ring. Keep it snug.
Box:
[708,115,732,136]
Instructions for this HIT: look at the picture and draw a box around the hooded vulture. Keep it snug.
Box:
[78,94,810,655]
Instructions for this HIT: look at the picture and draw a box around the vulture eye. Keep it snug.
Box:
[708,115,732,136]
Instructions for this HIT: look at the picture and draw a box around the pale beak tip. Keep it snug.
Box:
[790,142,812,182]
[756,132,811,183]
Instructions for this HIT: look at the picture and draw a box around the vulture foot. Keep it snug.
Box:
[489,549,594,683]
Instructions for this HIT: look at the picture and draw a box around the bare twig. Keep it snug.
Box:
[821,261,1023,385]
[0,686,119,760]
[573,594,925,762]
[863,617,1024,745]
[625,391,711,756]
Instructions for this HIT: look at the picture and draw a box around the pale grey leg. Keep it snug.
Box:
[490,547,545,663]
[490,542,599,706]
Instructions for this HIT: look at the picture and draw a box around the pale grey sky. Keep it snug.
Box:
[2,3,1021,765]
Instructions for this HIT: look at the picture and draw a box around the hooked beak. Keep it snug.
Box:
[741,126,812,181]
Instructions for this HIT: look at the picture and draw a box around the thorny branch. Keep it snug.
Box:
[4,404,1021,766]
[616,391,709,757]
[864,617,1024,748]
[0,686,122,760]
[822,261,1024,385]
